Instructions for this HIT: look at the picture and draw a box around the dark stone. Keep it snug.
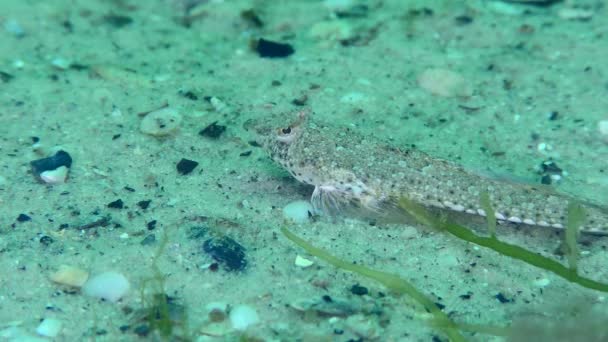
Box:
[103,14,133,28]
[0,71,14,83]
[180,90,198,100]
[202,236,247,272]
[137,200,151,209]
[199,122,226,139]
[107,199,124,209]
[454,15,473,25]
[133,324,150,337]
[350,284,369,296]
[540,160,562,175]
[255,38,294,58]
[17,213,31,222]
[176,158,199,175]
[30,150,72,179]
[241,9,264,28]
[140,234,156,246]
[39,235,54,246]
[146,220,157,230]
[548,111,559,120]
[495,292,511,303]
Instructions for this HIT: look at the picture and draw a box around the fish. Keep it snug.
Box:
[254,110,608,235]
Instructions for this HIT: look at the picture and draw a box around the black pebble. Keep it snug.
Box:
[495,292,511,303]
[202,236,247,272]
[454,15,473,25]
[350,284,369,296]
[133,324,150,337]
[0,71,14,83]
[199,122,226,139]
[176,158,199,175]
[180,90,198,100]
[541,160,562,175]
[140,234,156,246]
[39,235,54,246]
[137,200,151,209]
[255,38,294,58]
[103,14,133,28]
[17,213,31,222]
[146,220,157,230]
[30,150,72,179]
[107,199,124,209]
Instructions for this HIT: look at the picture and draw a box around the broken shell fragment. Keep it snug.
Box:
[50,265,89,287]
[140,107,182,136]
[30,150,72,184]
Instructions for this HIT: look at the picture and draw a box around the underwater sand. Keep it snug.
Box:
[1,0,607,341]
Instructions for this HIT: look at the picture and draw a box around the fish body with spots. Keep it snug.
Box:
[254,111,608,235]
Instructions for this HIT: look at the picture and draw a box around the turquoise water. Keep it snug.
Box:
[1,0,607,341]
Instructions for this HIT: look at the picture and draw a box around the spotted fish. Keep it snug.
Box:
[254,111,608,234]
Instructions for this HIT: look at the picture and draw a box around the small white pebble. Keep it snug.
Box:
[82,271,130,302]
[229,305,259,330]
[533,278,550,288]
[12,59,25,69]
[51,57,70,70]
[283,201,313,224]
[558,8,593,21]
[417,68,472,97]
[295,255,314,268]
[4,19,25,37]
[36,318,62,338]
[40,166,69,184]
[598,119,608,143]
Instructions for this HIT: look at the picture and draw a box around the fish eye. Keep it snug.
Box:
[281,127,292,134]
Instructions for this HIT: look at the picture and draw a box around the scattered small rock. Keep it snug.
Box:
[16,213,31,222]
[202,235,247,272]
[146,220,157,230]
[417,68,472,97]
[30,150,72,184]
[558,7,593,21]
[538,160,562,184]
[137,200,151,209]
[36,318,62,338]
[254,38,294,58]
[350,284,369,296]
[4,18,25,37]
[295,255,314,268]
[199,121,226,139]
[140,234,156,246]
[103,14,133,28]
[283,201,314,224]
[83,271,130,302]
[140,107,182,137]
[495,292,512,303]
[176,158,199,175]
[229,305,259,331]
[598,119,608,143]
[39,235,54,246]
[107,199,125,209]
[50,265,89,287]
